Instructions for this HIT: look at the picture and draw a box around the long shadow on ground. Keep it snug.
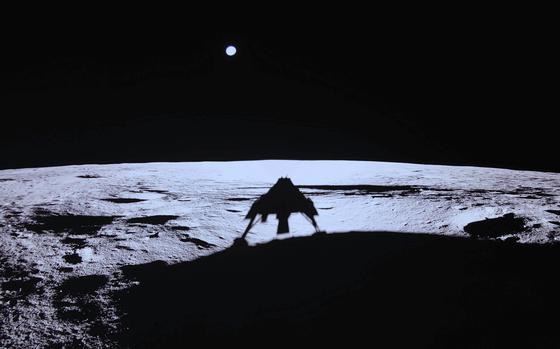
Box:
[114,232,560,348]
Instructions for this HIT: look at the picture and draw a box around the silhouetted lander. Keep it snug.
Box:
[237,177,321,244]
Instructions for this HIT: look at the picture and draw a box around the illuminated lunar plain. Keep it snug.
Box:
[1,160,559,347]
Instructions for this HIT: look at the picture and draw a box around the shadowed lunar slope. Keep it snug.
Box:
[115,232,560,348]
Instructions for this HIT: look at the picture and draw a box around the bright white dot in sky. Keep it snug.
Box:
[225,45,237,56]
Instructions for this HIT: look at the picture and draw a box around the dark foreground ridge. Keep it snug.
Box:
[115,232,560,347]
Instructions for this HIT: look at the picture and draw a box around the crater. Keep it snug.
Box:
[61,237,88,247]
[171,226,191,231]
[24,213,119,235]
[140,188,168,194]
[101,198,147,204]
[0,262,43,304]
[77,174,102,179]
[122,260,168,280]
[2,276,42,298]
[297,185,421,196]
[464,213,527,239]
[127,215,179,225]
[180,234,216,249]
[58,275,108,296]
[63,253,82,264]
[54,275,108,327]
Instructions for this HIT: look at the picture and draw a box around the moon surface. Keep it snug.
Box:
[1,160,559,347]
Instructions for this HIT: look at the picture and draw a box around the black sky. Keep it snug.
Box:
[0,12,554,171]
